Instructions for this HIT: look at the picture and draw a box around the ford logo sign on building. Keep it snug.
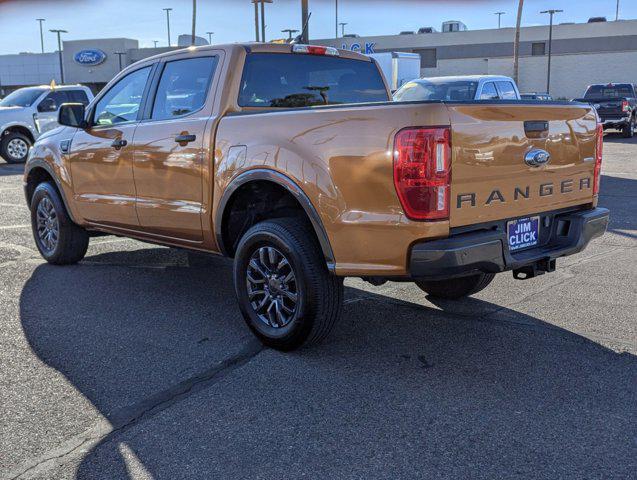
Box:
[74,49,107,66]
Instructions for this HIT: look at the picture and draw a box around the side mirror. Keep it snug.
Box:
[58,103,87,128]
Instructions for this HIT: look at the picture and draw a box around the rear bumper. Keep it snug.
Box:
[409,207,609,279]
[601,116,630,128]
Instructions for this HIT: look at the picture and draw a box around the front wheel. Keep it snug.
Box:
[30,182,89,265]
[415,273,495,300]
[1,131,32,164]
[233,218,343,351]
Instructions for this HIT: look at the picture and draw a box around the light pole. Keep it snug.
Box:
[114,51,126,71]
[191,0,197,46]
[49,29,67,83]
[335,0,338,38]
[163,8,173,47]
[36,18,46,53]
[513,0,524,85]
[616,0,620,21]
[494,11,505,28]
[282,29,298,42]
[540,9,563,95]
[339,22,347,37]
[206,31,214,44]
[253,0,259,41]
[153,40,159,48]
[301,0,309,43]
[252,1,273,42]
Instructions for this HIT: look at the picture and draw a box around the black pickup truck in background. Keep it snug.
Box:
[575,83,637,138]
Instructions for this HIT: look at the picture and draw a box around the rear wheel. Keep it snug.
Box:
[622,116,635,138]
[415,273,495,300]
[233,218,343,351]
[30,182,89,265]
[1,131,31,164]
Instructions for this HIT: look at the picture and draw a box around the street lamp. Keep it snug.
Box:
[339,22,347,37]
[36,19,46,53]
[301,0,309,43]
[163,8,173,47]
[494,11,505,29]
[49,29,67,83]
[616,0,620,21]
[282,29,299,42]
[153,40,159,48]
[540,9,563,95]
[114,51,126,71]
[335,0,339,38]
[206,31,214,44]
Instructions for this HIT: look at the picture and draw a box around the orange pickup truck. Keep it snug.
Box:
[24,43,608,350]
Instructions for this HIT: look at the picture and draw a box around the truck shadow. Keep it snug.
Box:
[17,249,636,479]
[602,132,637,144]
[598,173,636,239]
[0,162,25,176]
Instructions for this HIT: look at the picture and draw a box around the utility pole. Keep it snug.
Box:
[206,32,214,44]
[494,11,505,29]
[540,9,563,94]
[114,51,126,71]
[301,0,309,43]
[252,1,273,43]
[335,0,338,38]
[512,0,524,85]
[282,29,299,42]
[49,29,67,83]
[339,22,347,37]
[163,8,173,47]
[36,19,46,53]
[191,0,197,46]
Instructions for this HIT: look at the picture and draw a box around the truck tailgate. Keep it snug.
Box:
[447,103,598,227]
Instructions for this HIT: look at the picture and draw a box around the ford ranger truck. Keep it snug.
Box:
[23,44,609,351]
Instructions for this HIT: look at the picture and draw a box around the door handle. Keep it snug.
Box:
[111,138,127,150]
[175,134,196,144]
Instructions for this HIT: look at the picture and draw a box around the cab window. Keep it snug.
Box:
[480,82,499,100]
[93,67,151,126]
[496,81,518,99]
[37,91,70,112]
[151,57,218,121]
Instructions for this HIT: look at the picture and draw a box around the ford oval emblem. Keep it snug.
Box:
[74,49,107,66]
[524,149,551,167]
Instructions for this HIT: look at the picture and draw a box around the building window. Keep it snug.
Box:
[413,48,437,68]
[532,42,546,56]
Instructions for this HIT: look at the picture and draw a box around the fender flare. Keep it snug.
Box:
[24,159,78,224]
[215,169,336,272]
[1,121,37,143]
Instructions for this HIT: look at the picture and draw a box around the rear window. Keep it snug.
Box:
[238,53,389,108]
[584,84,634,98]
[394,80,478,102]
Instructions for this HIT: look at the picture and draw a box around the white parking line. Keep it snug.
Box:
[0,224,31,230]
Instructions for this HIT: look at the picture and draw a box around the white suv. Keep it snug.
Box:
[0,84,93,163]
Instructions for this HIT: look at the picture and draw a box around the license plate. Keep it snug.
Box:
[507,216,540,252]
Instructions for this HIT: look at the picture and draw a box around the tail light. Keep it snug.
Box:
[393,127,451,221]
[594,123,603,195]
[292,44,339,56]
[622,100,630,112]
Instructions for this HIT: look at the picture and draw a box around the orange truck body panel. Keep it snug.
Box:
[25,44,600,277]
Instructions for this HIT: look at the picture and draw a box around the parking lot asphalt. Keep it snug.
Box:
[0,134,635,480]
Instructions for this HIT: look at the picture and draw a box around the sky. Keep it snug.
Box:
[0,0,635,55]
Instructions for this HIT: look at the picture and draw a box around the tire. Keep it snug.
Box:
[233,218,343,351]
[30,182,89,265]
[416,273,496,300]
[622,116,635,138]
[1,131,31,164]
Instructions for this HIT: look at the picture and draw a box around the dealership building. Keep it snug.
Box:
[0,19,636,99]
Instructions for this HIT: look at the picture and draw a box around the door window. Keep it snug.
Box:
[496,81,518,100]
[151,57,218,120]
[37,91,70,112]
[93,67,151,126]
[480,82,499,100]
